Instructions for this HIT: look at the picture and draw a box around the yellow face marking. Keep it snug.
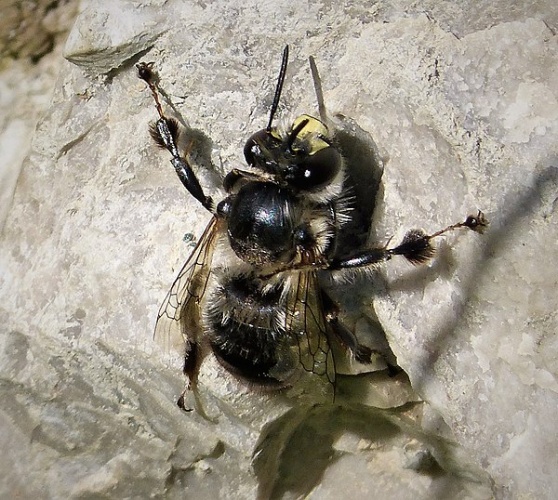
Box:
[290,114,331,154]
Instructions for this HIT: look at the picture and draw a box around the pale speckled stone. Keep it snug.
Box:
[1,0,557,498]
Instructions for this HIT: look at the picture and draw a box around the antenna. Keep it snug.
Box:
[309,55,327,123]
[266,45,289,132]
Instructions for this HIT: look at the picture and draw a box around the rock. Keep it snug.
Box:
[1,1,556,498]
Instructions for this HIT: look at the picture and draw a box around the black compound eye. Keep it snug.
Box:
[244,129,281,167]
[286,146,342,191]
[243,130,265,166]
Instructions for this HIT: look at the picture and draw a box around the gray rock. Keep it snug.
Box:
[1,0,556,498]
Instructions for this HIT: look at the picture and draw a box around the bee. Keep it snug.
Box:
[137,46,488,410]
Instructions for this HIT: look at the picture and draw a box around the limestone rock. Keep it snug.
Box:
[1,1,557,498]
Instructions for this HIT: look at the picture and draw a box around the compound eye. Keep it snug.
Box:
[244,130,265,166]
[287,146,342,191]
[244,129,280,167]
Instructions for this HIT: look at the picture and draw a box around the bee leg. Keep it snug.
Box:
[320,288,398,373]
[177,340,200,412]
[177,340,217,421]
[321,290,374,363]
[136,62,214,212]
[330,317,374,364]
[176,391,191,411]
[223,168,272,192]
[328,211,489,269]
[326,304,401,375]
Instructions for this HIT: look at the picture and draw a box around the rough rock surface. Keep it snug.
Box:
[1,0,557,498]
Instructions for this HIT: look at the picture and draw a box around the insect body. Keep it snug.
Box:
[137,47,487,409]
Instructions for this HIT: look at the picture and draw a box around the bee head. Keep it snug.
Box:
[243,115,342,192]
[242,46,343,193]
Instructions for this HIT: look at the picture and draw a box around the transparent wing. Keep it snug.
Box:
[285,270,336,386]
[154,217,219,353]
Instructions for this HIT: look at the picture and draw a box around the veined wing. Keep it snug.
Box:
[285,270,336,386]
[154,217,219,354]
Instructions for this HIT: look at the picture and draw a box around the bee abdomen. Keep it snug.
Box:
[205,273,297,387]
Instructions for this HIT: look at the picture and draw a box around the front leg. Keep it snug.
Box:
[329,211,488,270]
[223,168,275,192]
[137,62,214,212]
